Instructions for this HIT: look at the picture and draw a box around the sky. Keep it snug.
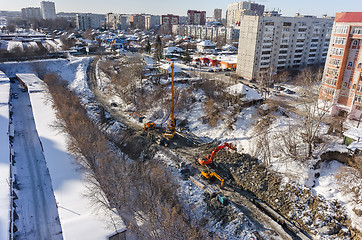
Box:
[1,0,361,18]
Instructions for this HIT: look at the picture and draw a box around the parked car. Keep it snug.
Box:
[225,73,231,76]
[285,89,295,94]
[207,69,215,72]
[249,79,257,83]
[110,102,118,107]
[13,93,18,99]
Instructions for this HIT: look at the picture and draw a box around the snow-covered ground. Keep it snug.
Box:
[28,81,125,239]
[0,58,125,239]
[0,71,10,240]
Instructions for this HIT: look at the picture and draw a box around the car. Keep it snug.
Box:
[110,102,118,107]
[21,88,27,92]
[225,73,231,76]
[13,93,18,99]
[207,69,215,72]
[249,79,257,83]
[285,89,295,94]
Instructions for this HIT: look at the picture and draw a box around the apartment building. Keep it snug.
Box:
[236,11,334,80]
[319,12,362,118]
[161,14,179,33]
[172,25,239,43]
[106,13,131,30]
[76,13,105,30]
[187,10,206,25]
[40,1,56,20]
[213,9,222,22]
[145,15,160,30]
[21,7,42,20]
[226,1,264,27]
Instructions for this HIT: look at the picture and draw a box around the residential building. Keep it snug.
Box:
[172,24,239,43]
[132,14,145,30]
[106,13,131,30]
[40,1,56,20]
[179,16,187,25]
[145,15,160,30]
[196,40,216,53]
[161,14,179,34]
[226,1,264,27]
[236,11,334,80]
[21,7,42,20]
[319,12,362,118]
[187,10,206,26]
[213,9,222,22]
[76,13,105,30]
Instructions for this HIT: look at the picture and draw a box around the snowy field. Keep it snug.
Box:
[0,71,10,240]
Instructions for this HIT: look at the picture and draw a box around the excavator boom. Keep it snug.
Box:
[198,142,235,165]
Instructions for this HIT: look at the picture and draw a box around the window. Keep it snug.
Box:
[355,94,362,103]
[323,86,335,96]
[283,22,292,26]
[357,84,362,92]
[334,25,348,34]
[329,58,341,67]
[327,67,338,77]
[330,47,344,56]
[352,40,359,46]
[265,21,274,26]
[332,37,346,45]
[323,77,337,86]
[352,27,362,35]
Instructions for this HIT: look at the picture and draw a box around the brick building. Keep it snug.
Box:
[319,12,362,118]
[187,10,206,25]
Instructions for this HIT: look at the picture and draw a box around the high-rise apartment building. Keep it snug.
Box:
[319,12,362,118]
[226,1,264,27]
[187,10,206,25]
[40,1,56,20]
[145,15,160,30]
[161,14,179,33]
[236,11,334,80]
[21,7,42,20]
[213,9,222,22]
[76,13,105,30]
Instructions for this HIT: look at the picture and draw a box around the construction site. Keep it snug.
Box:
[0,54,361,240]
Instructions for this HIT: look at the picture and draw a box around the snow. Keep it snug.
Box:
[226,83,263,101]
[0,71,10,240]
[0,58,125,239]
[26,64,125,239]
[343,126,362,140]
[7,41,23,52]
[16,73,44,92]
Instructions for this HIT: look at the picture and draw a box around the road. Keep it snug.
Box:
[11,82,62,240]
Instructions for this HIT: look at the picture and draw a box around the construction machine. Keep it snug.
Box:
[198,142,235,165]
[144,121,156,131]
[163,62,176,140]
[201,171,224,188]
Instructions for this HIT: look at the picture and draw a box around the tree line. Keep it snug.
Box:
[43,73,216,239]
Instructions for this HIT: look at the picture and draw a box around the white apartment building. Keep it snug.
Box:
[21,7,42,20]
[226,1,264,27]
[236,12,334,80]
[173,25,239,43]
[76,13,105,30]
[40,1,56,20]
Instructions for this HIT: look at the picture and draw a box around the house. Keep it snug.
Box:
[226,83,263,106]
[196,40,216,54]
[163,46,184,58]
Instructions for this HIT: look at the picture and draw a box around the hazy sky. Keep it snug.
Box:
[1,0,361,18]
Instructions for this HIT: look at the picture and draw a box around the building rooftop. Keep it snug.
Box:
[335,12,362,23]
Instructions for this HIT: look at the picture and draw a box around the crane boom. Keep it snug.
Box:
[163,62,176,140]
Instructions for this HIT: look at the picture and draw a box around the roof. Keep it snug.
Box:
[159,63,182,73]
[226,83,263,101]
[16,73,43,93]
[347,141,362,151]
[343,127,362,140]
[197,40,216,47]
[335,12,362,23]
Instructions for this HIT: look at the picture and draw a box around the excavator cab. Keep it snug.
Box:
[144,121,156,131]
[201,171,224,188]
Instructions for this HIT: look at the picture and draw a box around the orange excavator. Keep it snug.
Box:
[198,142,235,165]
[144,121,155,131]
